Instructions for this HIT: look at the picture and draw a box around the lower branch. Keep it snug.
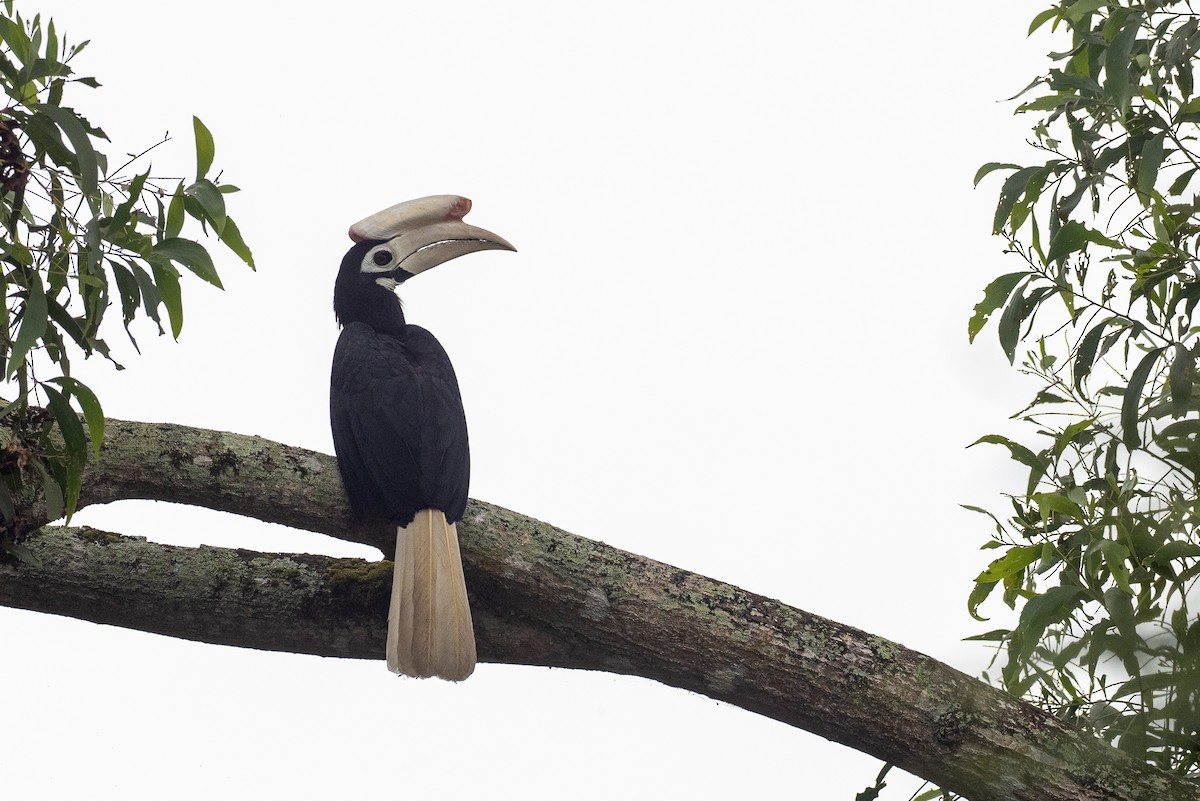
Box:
[2,419,1195,801]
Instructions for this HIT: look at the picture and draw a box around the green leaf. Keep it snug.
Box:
[129,261,164,334]
[34,104,99,199]
[1065,0,1110,22]
[1136,133,1166,201]
[963,628,1010,642]
[1169,343,1194,418]
[1105,14,1140,117]
[193,115,214,180]
[152,237,222,289]
[974,162,1022,187]
[1046,221,1121,263]
[998,279,1029,364]
[109,259,141,324]
[35,459,64,522]
[993,166,1041,235]
[1097,540,1132,594]
[1032,492,1085,523]
[218,215,254,269]
[1168,167,1197,196]
[1103,585,1137,643]
[1,539,40,567]
[107,170,148,232]
[42,384,86,470]
[1014,585,1085,657]
[912,790,949,801]
[1029,8,1060,35]
[8,270,47,378]
[150,259,183,338]
[184,178,226,234]
[1054,418,1095,457]
[970,434,1049,474]
[49,376,104,458]
[977,545,1042,582]
[1122,347,1165,448]
[165,181,185,240]
[45,296,89,354]
[1074,318,1112,392]
[968,272,1028,343]
[968,580,999,622]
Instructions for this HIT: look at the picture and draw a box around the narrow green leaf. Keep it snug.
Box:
[45,296,89,354]
[963,628,1010,642]
[970,434,1049,475]
[1105,14,1140,117]
[218,215,254,269]
[46,18,57,65]
[1,539,40,566]
[912,790,949,801]
[968,580,999,622]
[993,166,1041,234]
[35,459,64,522]
[1153,541,1200,563]
[1122,347,1165,449]
[1074,319,1112,391]
[1097,540,1132,594]
[1015,586,1085,657]
[968,272,1028,343]
[1046,221,1121,263]
[1065,0,1109,22]
[998,279,1029,364]
[977,545,1042,582]
[8,270,47,378]
[153,237,222,289]
[109,259,141,324]
[42,384,86,478]
[184,178,226,234]
[108,170,148,232]
[1168,167,1197,196]
[1169,343,1195,417]
[49,376,104,458]
[1103,585,1137,642]
[1136,133,1166,201]
[1028,8,1060,35]
[165,181,185,239]
[34,104,98,199]
[1055,418,1095,457]
[193,115,215,180]
[129,261,164,333]
[974,162,1021,187]
[150,259,183,338]
[1032,492,1086,522]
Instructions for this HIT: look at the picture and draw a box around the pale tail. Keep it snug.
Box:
[387,508,477,680]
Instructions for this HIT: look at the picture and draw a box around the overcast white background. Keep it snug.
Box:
[4,3,1049,798]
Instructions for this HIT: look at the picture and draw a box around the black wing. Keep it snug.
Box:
[330,322,470,525]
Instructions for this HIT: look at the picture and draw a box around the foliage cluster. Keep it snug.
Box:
[0,3,251,556]
[969,0,1200,779]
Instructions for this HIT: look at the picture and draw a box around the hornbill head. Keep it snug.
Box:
[334,195,515,327]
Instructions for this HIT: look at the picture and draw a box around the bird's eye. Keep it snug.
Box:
[372,250,392,266]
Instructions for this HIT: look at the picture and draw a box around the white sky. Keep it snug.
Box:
[5,2,1054,798]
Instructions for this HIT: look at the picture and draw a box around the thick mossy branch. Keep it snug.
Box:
[2,419,1197,801]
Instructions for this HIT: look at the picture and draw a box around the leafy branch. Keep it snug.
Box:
[0,3,252,556]
[969,0,1200,778]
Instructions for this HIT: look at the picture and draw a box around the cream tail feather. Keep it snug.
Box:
[387,508,477,680]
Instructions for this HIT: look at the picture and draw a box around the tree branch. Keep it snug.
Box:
[2,419,1196,801]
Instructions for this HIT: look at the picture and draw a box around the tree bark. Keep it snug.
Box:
[1,419,1196,801]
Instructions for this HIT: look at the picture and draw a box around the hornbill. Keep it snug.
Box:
[330,195,514,681]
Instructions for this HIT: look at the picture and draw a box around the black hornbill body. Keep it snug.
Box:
[329,196,514,681]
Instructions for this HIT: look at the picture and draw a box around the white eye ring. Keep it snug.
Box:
[361,245,395,273]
